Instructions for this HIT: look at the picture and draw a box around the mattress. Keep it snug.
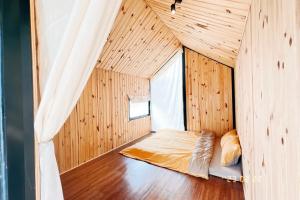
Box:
[209,138,242,181]
[121,130,242,181]
[120,129,215,179]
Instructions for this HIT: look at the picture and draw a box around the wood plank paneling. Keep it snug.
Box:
[235,0,300,199]
[54,68,151,173]
[235,14,253,199]
[97,0,181,78]
[145,0,251,67]
[185,48,233,136]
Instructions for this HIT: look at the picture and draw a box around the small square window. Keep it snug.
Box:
[129,100,150,120]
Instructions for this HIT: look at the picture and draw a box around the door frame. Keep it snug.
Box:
[1,0,36,199]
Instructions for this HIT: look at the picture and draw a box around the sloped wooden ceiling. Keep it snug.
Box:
[97,0,181,78]
[145,0,251,67]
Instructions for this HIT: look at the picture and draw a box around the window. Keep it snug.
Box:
[129,100,150,120]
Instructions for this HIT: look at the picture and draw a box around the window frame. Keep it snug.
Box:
[128,98,151,121]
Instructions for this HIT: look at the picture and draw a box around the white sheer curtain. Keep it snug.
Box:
[34,0,121,199]
[150,50,185,131]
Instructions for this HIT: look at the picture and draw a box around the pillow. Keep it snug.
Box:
[209,138,242,181]
[220,130,241,166]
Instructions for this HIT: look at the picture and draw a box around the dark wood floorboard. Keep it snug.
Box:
[61,136,244,200]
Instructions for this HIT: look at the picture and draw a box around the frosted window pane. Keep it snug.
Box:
[129,101,149,119]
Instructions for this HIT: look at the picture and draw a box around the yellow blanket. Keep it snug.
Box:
[120,129,215,179]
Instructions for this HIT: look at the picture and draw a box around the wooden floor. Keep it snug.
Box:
[61,136,244,200]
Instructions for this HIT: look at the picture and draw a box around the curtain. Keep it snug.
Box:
[150,50,185,132]
[34,0,122,199]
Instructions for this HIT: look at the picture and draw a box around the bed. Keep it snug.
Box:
[120,129,242,181]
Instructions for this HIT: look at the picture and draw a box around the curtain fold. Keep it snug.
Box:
[34,0,122,199]
[150,50,185,131]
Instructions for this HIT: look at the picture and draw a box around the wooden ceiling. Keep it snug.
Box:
[97,0,181,78]
[145,0,251,67]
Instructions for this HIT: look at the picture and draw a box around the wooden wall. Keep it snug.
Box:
[185,48,233,136]
[97,0,181,78]
[145,0,251,67]
[235,0,300,199]
[54,68,151,173]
